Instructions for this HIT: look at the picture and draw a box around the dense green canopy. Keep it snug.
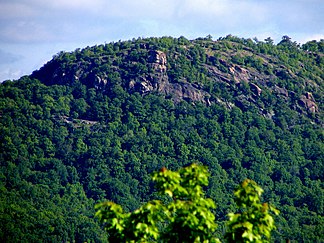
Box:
[0,35,323,242]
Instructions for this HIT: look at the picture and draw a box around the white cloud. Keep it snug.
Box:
[45,0,105,10]
[1,0,323,42]
[0,0,104,14]
[94,0,178,19]
[179,0,228,17]
[0,2,36,18]
[296,34,324,44]
[0,68,24,81]
[0,49,22,64]
[0,20,58,43]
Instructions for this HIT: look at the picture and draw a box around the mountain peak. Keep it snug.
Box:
[31,36,323,123]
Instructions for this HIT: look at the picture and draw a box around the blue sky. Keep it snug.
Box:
[0,0,323,82]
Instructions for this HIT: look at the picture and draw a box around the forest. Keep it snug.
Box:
[0,35,323,242]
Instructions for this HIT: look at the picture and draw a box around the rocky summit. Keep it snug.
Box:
[32,36,323,123]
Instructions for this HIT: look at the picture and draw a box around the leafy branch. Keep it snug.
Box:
[95,164,278,242]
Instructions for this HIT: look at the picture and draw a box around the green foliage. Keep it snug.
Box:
[96,165,280,243]
[0,35,323,242]
[96,164,220,242]
[154,164,219,242]
[225,179,279,242]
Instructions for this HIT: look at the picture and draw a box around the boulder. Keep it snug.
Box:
[249,83,262,96]
[299,92,318,113]
[274,85,289,97]
[149,50,167,73]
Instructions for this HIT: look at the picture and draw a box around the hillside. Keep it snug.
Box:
[0,35,323,242]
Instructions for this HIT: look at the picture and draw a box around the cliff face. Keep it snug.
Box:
[128,50,210,104]
[31,36,323,123]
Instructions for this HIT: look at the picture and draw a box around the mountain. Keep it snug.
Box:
[32,36,323,120]
[0,35,323,242]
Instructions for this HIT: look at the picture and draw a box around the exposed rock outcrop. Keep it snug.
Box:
[129,50,210,104]
[299,92,318,113]
[149,50,167,73]
[249,83,262,96]
[93,74,108,88]
[229,65,250,84]
[30,38,322,121]
[274,85,289,97]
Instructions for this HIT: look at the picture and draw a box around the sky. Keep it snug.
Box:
[0,0,323,82]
